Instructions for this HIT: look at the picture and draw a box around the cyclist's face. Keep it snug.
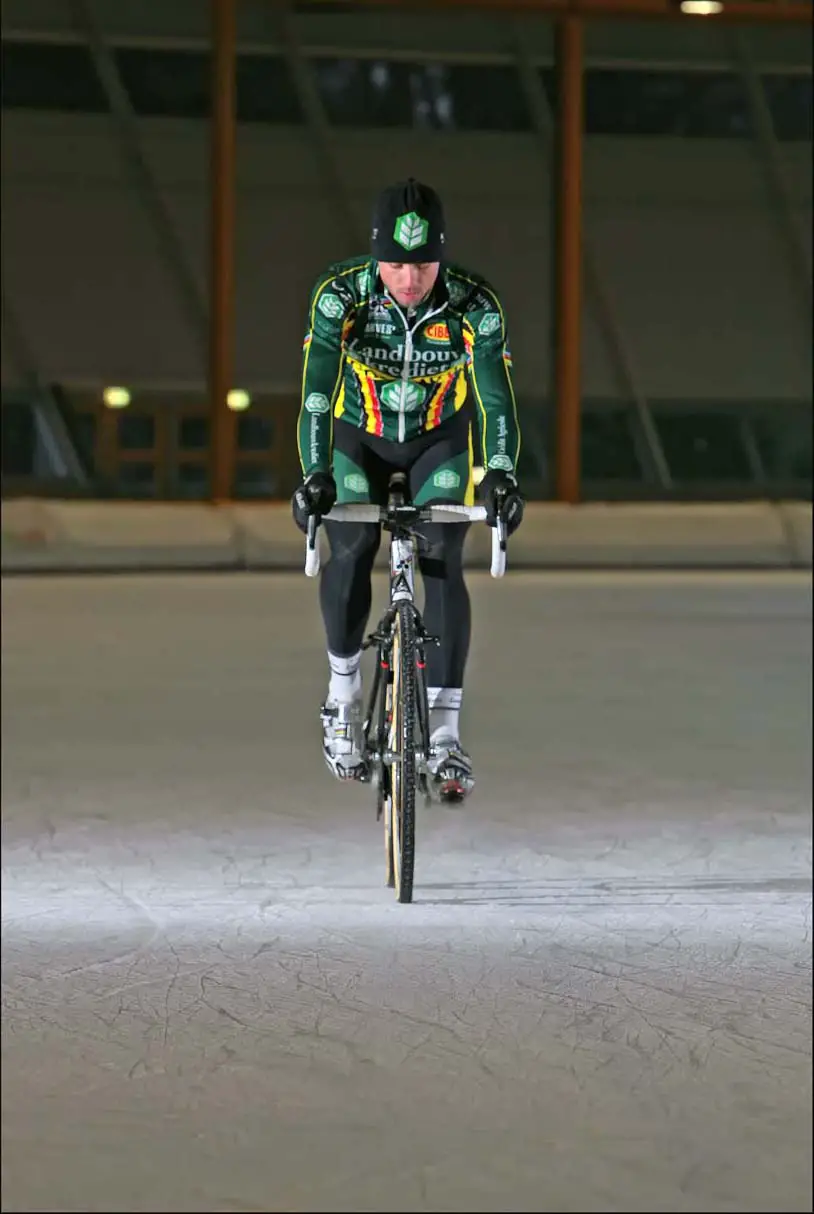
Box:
[378,261,440,308]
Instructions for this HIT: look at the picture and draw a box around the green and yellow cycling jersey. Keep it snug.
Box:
[297,256,521,478]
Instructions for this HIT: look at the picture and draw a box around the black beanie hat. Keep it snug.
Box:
[370,178,446,263]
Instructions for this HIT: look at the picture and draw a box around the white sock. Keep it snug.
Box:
[328,650,362,703]
[428,687,462,743]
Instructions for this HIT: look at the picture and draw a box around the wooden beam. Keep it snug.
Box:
[210,0,237,503]
[554,15,584,504]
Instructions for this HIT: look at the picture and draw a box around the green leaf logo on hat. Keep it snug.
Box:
[393,211,429,252]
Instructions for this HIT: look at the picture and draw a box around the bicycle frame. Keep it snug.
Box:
[359,480,436,799]
[307,490,505,799]
[304,487,508,896]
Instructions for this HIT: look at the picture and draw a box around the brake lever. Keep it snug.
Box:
[307,512,320,550]
[494,489,508,552]
[496,511,507,553]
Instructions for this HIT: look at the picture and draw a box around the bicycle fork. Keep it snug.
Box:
[361,607,437,817]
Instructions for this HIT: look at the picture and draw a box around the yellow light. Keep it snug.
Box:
[227,389,251,412]
[679,1,724,14]
[103,386,131,409]
[472,466,486,487]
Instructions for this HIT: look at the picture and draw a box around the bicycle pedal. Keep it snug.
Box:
[439,780,468,804]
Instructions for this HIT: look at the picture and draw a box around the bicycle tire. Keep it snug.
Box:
[382,674,395,890]
[387,602,418,904]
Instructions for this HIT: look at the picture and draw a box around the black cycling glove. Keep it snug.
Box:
[292,471,337,534]
[478,469,525,536]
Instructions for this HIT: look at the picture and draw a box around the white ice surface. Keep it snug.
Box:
[2,572,812,1213]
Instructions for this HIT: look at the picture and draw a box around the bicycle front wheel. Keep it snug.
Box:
[386,602,419,904]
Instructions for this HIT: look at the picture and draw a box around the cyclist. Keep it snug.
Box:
[292,178,524,801]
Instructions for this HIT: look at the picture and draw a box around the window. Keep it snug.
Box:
[1,40,809,142]
[1,398,36,476]
[314,58,415,128]
[237,54,301,124]
[443,64,531,132]
[234,463,276,498]
[1,41,107,113]
[654,412,753,482]
[752,408,812,481]
[74,413,98,474]
[1,41,302,123]
[583,69,753,138]
[178,416,209,452]
[176,462,209,499]
[117,461,157,497]
[237,414,274,452]
[762,74,812,142]
[581,410,642,480]
[314,58,532,131]
[117,413,155,451]
[116,47,302,122]
[115,47,210,119]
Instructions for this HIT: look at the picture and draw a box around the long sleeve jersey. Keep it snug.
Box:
[297,256,521,478]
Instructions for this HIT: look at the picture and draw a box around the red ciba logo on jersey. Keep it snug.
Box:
[425,322,450,342]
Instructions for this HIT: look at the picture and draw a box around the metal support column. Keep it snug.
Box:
[1,286,41,391]
[211,0,237,503]
[553,15,584,504]
[1,287,90,484]
[515,29,671,491]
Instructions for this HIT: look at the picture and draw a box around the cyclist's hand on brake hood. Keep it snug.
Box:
[479,469,525,536]
[292,471,337,534]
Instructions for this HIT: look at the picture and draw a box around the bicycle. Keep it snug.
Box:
[304,472,508,904]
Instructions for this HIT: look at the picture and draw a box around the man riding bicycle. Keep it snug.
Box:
[292,178,524,802]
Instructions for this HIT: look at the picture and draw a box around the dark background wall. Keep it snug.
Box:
[1,0,810,498]
[2,0,811,402]
[1,114,811,400]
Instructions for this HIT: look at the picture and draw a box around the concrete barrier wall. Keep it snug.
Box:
[2,499,810,573]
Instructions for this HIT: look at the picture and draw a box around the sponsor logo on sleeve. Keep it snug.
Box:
[478,313,501,337]
[446,279,470,307]
[304,392,330,414]
[318,293,344,320]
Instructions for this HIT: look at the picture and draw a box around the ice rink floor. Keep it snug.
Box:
[2,570,812,1213]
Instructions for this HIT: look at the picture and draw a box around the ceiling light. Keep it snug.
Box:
[226,389,251,412]
[679,1,724,15]
[103,386,131,409]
